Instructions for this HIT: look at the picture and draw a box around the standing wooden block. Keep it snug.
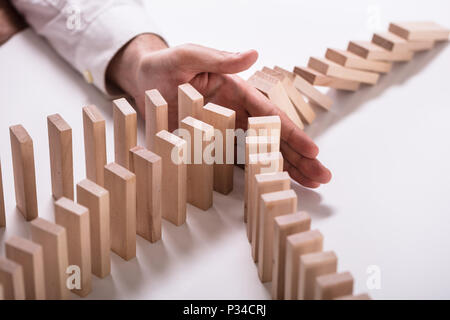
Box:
[335,293,371,300]
[251,172,292,263]
[83,105,107,186]
[113,98,137,170]
[257,188,297,282]
[285,229,323,300]
[104,163,136,260]
[145,89,168,151]
[0,284,3,300]
[178,83,204,126]
[202,103,236,195]
[247,115,281,137]
[9,124,38,221]
[130,146,162,243]
[76,179,110,278]
[54,197,92,297]
[347,41,414,61]
[47,114,74,200]
[30,218,69,300]
[5,236,45,300]
[372,32,434,52]
[154,130,187,226]
[324,49,392,73]
[389,21,450,42]
[298,251,337,300]
[0,160,5,228]
[0,257,25,300]
[294,66,360,91]
[292,73,333,111]
[315,272,354,300]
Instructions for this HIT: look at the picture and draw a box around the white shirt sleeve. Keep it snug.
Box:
[11,0,164,95]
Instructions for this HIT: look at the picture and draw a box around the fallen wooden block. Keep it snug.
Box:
[324,49,392,73]
[30,218,69,300]
[130,146,162,243]
[335,293,371,300]
[54,197,92,297]
[347,41,414,61]
[372,32,434,52]
[0,160,5,228]
[258,188,297,282]
[389,21,450,42]
[298,251,337,300]
[155,130,187,226]
[113,98,137,170]
[76,179,110,278]
[5,236,46,300]
[308,57,379,85]
[292,73,333,111]
[9,124,38,221]
[47,114,74,200]
[83,105,107,186]
[104,163,136,260]
[178,83,204,126]
[272,212,311,300]
[145,89,168,151]
[294,66,361,91]
[315,272,354,300]
[202,103,236,195]
[285,229,323,300]
[0,257,25,300]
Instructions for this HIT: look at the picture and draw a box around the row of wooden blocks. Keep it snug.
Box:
[248,21,449,130]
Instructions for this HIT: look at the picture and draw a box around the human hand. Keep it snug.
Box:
[0,0,26,45]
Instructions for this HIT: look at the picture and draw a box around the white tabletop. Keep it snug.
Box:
[0,0,449,299]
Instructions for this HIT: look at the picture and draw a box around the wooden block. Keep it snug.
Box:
[145,89,168,151]
[292,74,333,111]
[252,172,292,264]
[308,57,379,85]
[298,251,337,300]
[30,218,69,300]
[315,272,354,300]
[202,103,236,194]
[113,98,137,170]
[347,41,414,61]
[372,32,434,52]
[248,71,304,129]
[54,197,92,297]
[178,83,204,126]
[247,115,281,137]
[104,163,136,260]
[324,49,392,73]
[285,229,323,300]
[294,66,361,91]
[130,146,162,243]
[0,284,3,300]
[389,21,450,42]
[0,160,5,228]
[247,152,283,242]
[335,293,371,300]
[180,117,214,210]
[47,114,74,200]
[0,257,25,300]
[9,124,38,221]
[5,236,45,300]
[154,130,187,226]
[83,105,107,186]
[257,188,297,282]
[76,179,111,278]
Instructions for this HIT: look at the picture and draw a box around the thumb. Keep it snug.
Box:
[176,44,258,74]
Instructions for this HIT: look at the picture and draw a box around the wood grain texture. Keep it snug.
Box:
[0,160,5,228]
[292,73,333,110]
[324,49,392,73]
[372,32,434,52]
[315,272,354,300]
[389,21,450,41]
[145,89,168,151]
[0,257,25,300]
[294,65,360,91]
[347,41,414,61]
[113,98,137,170]
[178,83,204,126]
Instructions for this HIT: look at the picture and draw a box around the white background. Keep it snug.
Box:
[1,0,450,299]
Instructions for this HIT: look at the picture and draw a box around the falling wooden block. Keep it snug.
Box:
[9,124,38,221]
[248,71,304,129]
[315,272,354,300]
[30,218,69,300]
[130,146,162,243]
[272,212,311,300]
[324,49,392,73]
[308,57,379,85]
[292,73,333,111]
[83,105,107,186]
[145,89,168,151]
[0,160,5,228]
[113,98,137,170]
[298,251,337,300]
[104,163,136,260]
[335,293,371,300]
[76,179,111,278]
[372,32,434,52]
[54,197,92,297]
[347,41,414,61]
[0,257,25,300]
[202,103,236,195]
[180,116,214,210]
[294,66,360,91]
[178,83,204,126]
[47,114,74,200]
[389,21,450,42]
[257,188,297,282]
[251,172,292,264]
[285,229,323,300]
[5,236,46,300]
